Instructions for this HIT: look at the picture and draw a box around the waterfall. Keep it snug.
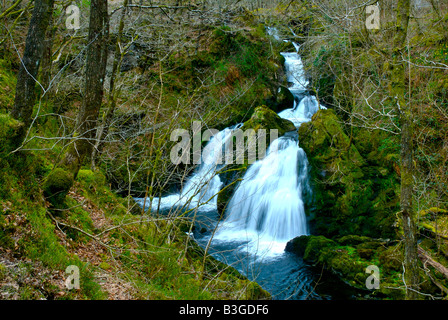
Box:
[136,35,322,260]
[134,29,330,299]
[212,133,311,256]
[212,42,322,258]
[135,126,240,213]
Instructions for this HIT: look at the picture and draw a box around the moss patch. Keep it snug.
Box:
[42,168,74,207]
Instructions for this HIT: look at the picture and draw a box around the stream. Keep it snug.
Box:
[136,30,356,300]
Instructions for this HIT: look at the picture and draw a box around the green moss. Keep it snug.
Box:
[77,169,99,185]
[77,169,127,216]
[378,245,403,272]
[0,263,6,281]
[99,262,112,270]
[337,235,375,246]
[0,59,16,112]
[242,105,296,137]
[298,108,399,239]
[287,234,406,298]
[42,168,74,206]
[0,113,22,155]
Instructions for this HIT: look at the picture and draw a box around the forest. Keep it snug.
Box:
[0,0,447,303]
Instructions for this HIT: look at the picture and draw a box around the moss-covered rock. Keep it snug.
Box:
[241,105,296,136]
[272,85,295,113]
[298,108,399,239]
[42,168,74,206]
[286,234,406,299]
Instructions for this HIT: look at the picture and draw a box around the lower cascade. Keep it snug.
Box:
[136,37,327,299]
[212,133,311,256]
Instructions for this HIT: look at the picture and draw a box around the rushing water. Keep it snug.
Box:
[211,133,310,257]
[135,34,342,300]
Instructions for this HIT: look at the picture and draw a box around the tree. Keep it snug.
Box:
[43,0,109,205]
[91,0,130,171]
[60,0,109,177]
[388,0,420,299]
[11,0,55,141]
[297,0,423,298]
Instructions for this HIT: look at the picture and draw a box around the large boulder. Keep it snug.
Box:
[272,85,295,113]
[42,168,74,207]
[298,108,399,238]
[241,105,296,136]
[285,234,406,299]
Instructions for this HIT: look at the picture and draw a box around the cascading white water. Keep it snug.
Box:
[212,133,310,256]
[279,95,324,127]
[212,42,321,258]
[280,47,308,97]
[135,126,240,212]
[137,38,322,259]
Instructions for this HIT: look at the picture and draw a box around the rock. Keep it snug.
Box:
[285,235,337,261]
[274,85,295,112]
[286,234,406,299]
[42,168,74,207]
[298,108,398,239]
[241,105,296,136]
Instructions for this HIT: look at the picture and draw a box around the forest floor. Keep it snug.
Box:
[0,187,137,300]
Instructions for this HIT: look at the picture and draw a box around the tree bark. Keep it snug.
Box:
[389,0,420,299]
[11,0,54,138]
[39,14,56,98]
[91,0,129,170]
[61,0,109,177]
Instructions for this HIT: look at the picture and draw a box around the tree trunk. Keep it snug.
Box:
[11,0,54,139]
[389,0,420,299]
[91,0,129,170]
[400,109,420,299]
[39,15,56,98]
[61,0,109,177]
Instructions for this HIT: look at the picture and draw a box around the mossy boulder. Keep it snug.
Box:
[241,105,296,137]
[286,234,406,299]
[298,109,364,167]
[42,168,74,206]
[272,85,295,113]
[298,108,399,238]
[285,235,337,261]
